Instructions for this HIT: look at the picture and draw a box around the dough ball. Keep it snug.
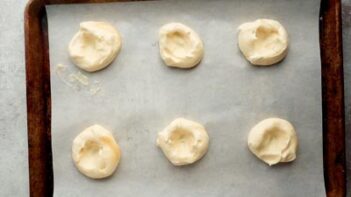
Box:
[68,21,122,72]
[238,19,288,66]
[72,124,121,179]
[157,118,209,166]
[159,23,204,69]
[248,118,298,166]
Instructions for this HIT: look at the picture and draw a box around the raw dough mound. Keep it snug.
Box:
[248,118,298,166]
[238,19,288,66]
[72,124,121,179]
[159,23,204,68]
[157,118,209,166]
[68,21,122,72]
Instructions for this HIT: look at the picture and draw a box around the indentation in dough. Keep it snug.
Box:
[78,140,106,171]
[164,31,192,58]
[238,19,288,66]
[72,125,121,179]
[248,118,298,166]
[169,128,196,158]
[157,118,209,166]
[68,21,122,72]
[159,23,204,68]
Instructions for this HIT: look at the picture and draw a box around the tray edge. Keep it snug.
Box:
[24,0,346,196]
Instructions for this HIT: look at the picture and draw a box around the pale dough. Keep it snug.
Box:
[157,118,209,166]
[68,21,122,72]
[159,23,204,69]
[238,19,289,66]
[248,118,298,166]
[72,124,121,179]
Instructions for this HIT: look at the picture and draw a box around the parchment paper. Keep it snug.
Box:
[47,0,325,196]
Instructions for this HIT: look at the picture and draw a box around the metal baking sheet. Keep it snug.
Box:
[47,0,325,196]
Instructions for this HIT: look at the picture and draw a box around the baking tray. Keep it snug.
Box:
[24,0,345,196]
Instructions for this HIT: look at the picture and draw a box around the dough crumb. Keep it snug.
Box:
[55,64,103,95]
[69,71,89,86]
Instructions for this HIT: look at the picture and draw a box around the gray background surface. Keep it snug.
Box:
[0,0,349,196]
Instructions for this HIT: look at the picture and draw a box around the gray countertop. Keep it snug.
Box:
[0,0,349,196]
